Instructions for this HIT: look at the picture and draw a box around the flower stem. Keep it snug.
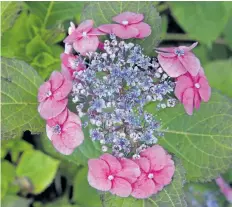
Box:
[157,3,169,13]
[163,33,226,45]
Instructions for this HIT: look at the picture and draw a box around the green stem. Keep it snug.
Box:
[157,3,169,13]
[163,33,226,45]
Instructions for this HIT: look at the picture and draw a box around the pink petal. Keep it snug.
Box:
[194,92,201,110]
[88,159,111,191]
[38,98,68,120]
[46,124,53,140]
[116,158,141,183]
[110,177,132,197]
[112,24,139,39]
[49,71,64,91]
[53,78,72,101]
[141,145,167,171]
[61,65,72,80]
[179,42,198,52]
[51,134,74,155]
[133,22,151,38]
[182,87,194,115]
[131,173,155,199]
[62,122,84,148]
[175,75,193,101]
[158,55,187,78]
[63,30,79,44]
[113,12,144,24]
[100,154,122,174]
[66,110,82,126]
[47,107,68,127]
[153,157,175,186]
[38,81,51,102]
[98,24,115,34]
[88,28,106,36]
[178,52,201,76]
[198,77,211,102]
[76,20,94,33]
[73,36,99,55]
[135,157,150,173]
[155,47,177,58]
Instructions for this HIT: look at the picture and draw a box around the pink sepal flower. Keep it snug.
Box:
[175,68,211,115]
[63,20,105,55]
[38,71,72,120]
[61,53,86,80]
[157,42,201,77]
[131,145,175,199]
[88,153,141,197]
[46,108,84,155]
[215,176,232,203]
[98,12,151,39]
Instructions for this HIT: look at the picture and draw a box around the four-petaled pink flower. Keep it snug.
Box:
[46,108,84,155]
[156,42,200,77]
[38,71,72,120]
[61,53,86,80]
[63,20,105,55]
[98,12,151,39]
[175,69,211,115]
[132,145,175,199]
[88,153,141,197]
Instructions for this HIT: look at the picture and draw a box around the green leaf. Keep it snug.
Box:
[2,139,33,163]
[161,15,168,40]
[16,150,60,194]
[26,35,52,59]
[73,167,102,207]
[1,195,31,207]
[1,161,16,199]
[204,60,232,98]
[169,2,231,45]
[81,2,162,55]
[1,12,32,60]
[26,1,85,28]
[1,1,22,34]
[223,16,232,50]
[102,158,186,207]
[149,91,232,182]
[1,57,44,140]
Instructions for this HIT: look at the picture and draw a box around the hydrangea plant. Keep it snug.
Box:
[2,2,232,206]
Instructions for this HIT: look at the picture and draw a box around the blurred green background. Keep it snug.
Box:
[1,1,232,207]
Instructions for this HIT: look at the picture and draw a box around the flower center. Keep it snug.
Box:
[148,173,154,179]
[108,175,114,180]
[46,90,52,97]
[82,31,87,37]
[175,49,185,56]
[53,124,61,134]
[122,20,129,25]
[195,83,201,89]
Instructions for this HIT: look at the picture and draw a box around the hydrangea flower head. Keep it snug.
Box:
[37,9,212,200]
